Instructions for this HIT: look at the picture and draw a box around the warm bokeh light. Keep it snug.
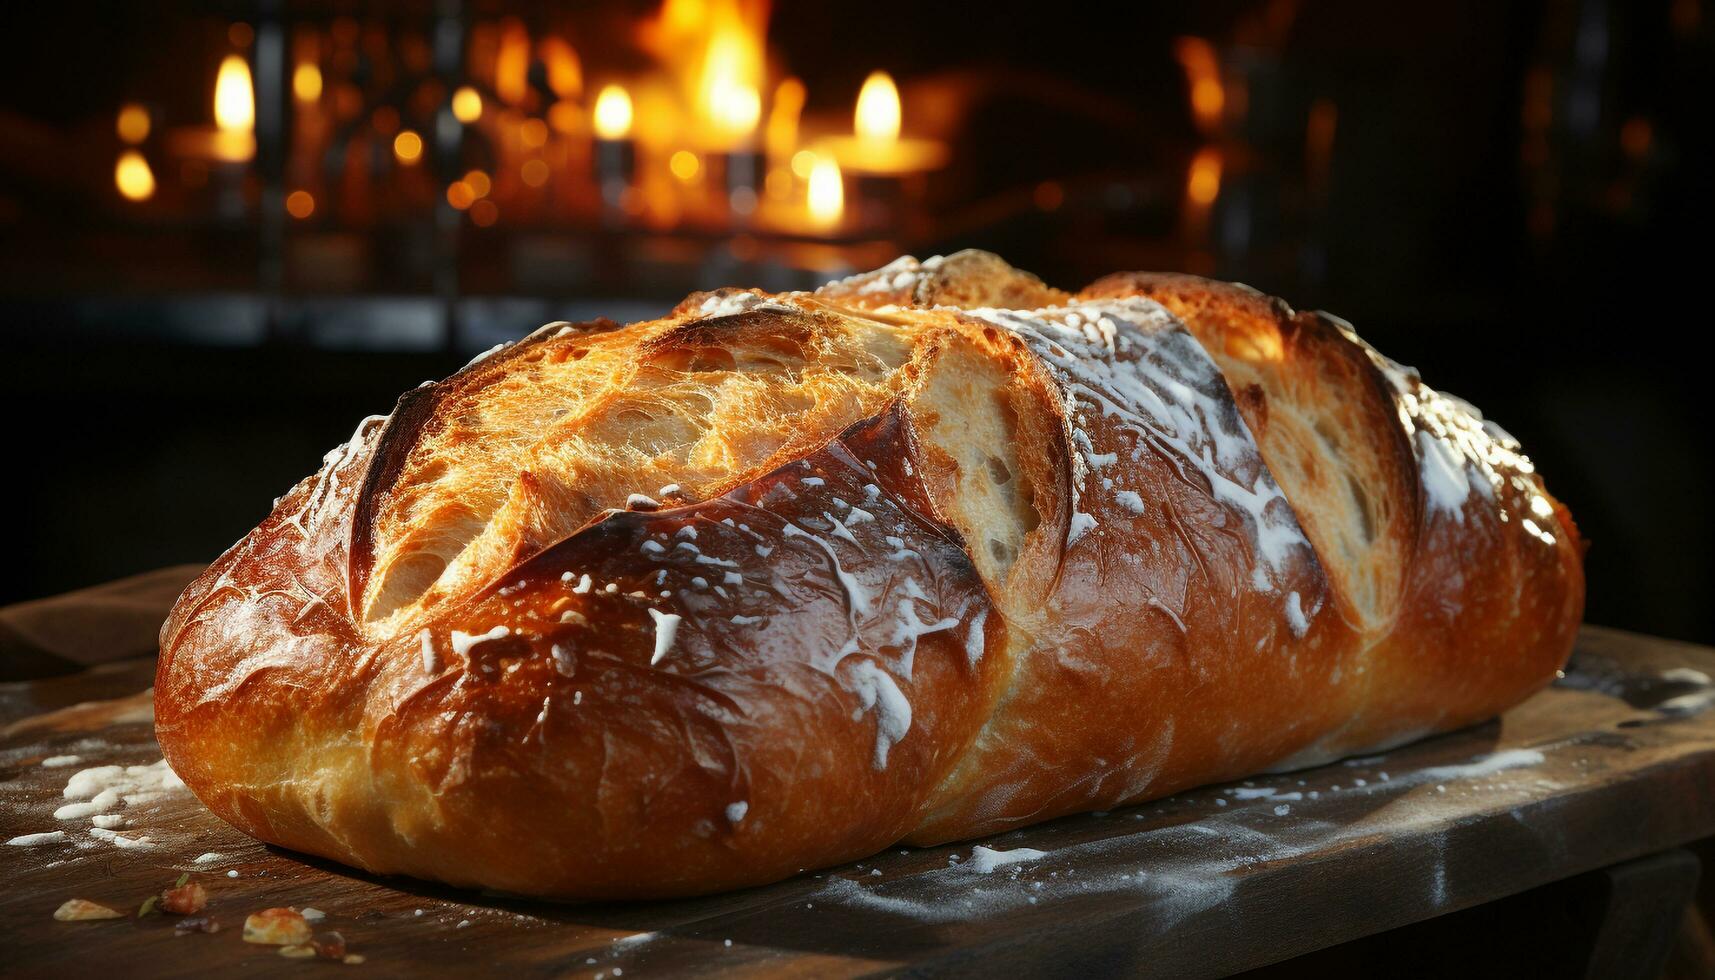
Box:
[392,130,423,164]
[446,181,476,210]
[540,37,583,99]
[293,63,323,103]
[790,149,817,179]
[520,118,549,149]
[766,78,805,164]
[696,8,764,145]
[214,55,255,132]
[1174,38,1225,134]
[285,190,316,219]
[495,19,530,106]
[855,71,902,143]
[1187,146,1223,206]
[593,85,633,140]
[669,150,701,181]
[470,198,500,227]
[463,170,492,198]
[807,155,844,228]
[451,86,483,124]
[521,159,550,187]
[116,104,150,144]
[114,151,155,202]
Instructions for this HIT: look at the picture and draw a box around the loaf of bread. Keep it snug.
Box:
[156,251,1584,899]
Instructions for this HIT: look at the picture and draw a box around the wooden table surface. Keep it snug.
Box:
[2,625,1713,978]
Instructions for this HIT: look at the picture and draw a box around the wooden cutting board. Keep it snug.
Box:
[3,625,1713,978]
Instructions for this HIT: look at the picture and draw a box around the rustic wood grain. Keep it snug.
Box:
[2,625,1712,978]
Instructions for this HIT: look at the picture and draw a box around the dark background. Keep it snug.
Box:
[1,1,1709,643]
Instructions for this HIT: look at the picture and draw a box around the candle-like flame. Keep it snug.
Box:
[1187,146,1222,206]
[1173,39,1224,135]
[496,19,531,106]
[214,55,255,132]
[766,78,805,163]
[699,25,761,143]
[116,104,150,144]
[855,71,901,144]
[594,85,634,140]
[539,37,583,99]
[807,154,843,228]
[114,150,155,201]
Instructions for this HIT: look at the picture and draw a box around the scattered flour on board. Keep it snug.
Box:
[12,758,193,851]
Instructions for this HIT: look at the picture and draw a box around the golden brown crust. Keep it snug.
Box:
[157,252,1584,898]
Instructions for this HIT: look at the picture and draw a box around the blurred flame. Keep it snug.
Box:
[539,37,583,99]
[293,63,323,103]
[117,104,150,144]
[1187,147,1222,206]
[855,72,901,143]
[641,0,769,150]
[807,154,843,228]
[765,77,804,164]
[495,18,530,106]
[115,150,155,201]
[215,55,255,132]
[699,20,762,143]
[1173,38,1224,135]
[594,85,634,139]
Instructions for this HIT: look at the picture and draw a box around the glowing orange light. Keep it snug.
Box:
[393,130,423,164]
[470,198,499,227]
[293,63,323,103]
[1187,147,1222,206]
[855,72,902,144]
[114,151,155,201]
[807,155,844,228]
[593,85,633,140]
[463,170,492,199]
[669,150,701,181]
[521,159,550,187]
[285,190,315,218]
[215,55,255,132]
[540,37,583,99]
[495,19,530,106]
[1174,38,1225,134]
[117,104,150,144]
[766,78,805,165]
[451,86,483,124]
[446,181,476,210]
[696,5,763,147]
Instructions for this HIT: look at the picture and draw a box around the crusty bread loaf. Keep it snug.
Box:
[155,251,1584,899]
